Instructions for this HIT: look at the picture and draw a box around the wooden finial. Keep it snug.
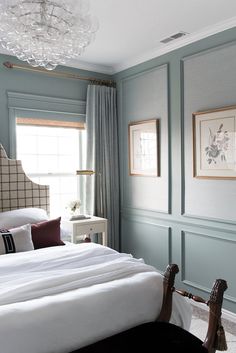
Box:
[3,61,14,69]
[157,264,179,322]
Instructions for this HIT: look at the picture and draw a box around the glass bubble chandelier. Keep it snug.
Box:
[0,0,99,70]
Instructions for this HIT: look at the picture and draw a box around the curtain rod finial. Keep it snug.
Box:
[3,62,13,69]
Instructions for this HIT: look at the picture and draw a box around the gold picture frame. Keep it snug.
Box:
[193,105,236,179]
[128,119,160,176]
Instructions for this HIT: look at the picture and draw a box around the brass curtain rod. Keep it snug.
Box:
[3,61,115,87]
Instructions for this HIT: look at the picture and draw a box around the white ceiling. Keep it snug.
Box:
[1,0,236,74]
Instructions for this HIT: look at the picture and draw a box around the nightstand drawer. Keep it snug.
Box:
[74,222,105,235]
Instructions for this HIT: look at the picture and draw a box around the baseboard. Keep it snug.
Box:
[191,301,236,325]
[191,301,236,323]
[222,307,236,324]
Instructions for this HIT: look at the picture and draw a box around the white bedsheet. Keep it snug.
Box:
[0,243,191,353]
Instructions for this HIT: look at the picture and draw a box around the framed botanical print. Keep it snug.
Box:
[128,119,160,176]
[193,105,236,179]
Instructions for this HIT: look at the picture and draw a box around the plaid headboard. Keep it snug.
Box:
[0,144,50,214]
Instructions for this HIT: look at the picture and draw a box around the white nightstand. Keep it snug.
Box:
[61,216,108,246]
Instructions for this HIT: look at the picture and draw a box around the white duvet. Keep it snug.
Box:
[0,243,191,353]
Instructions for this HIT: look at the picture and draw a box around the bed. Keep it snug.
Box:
[0,144,227,353]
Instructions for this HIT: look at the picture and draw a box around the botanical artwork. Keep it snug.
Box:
[128,119,159,176]
[193,106,236,178]
[205,123,230,165]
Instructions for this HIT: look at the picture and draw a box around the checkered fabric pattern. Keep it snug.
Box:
[0,144,49,214]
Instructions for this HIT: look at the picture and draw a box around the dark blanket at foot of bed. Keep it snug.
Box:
[71,321,207,353]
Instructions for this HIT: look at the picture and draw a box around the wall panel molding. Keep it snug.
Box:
[182,212,236,226]
[181,41,236,222]
[121,215,172,269]
[121,63,168,84]
[121,207,236,235]
[120,64,170,214]
[180,42,236,219]
[181,230,236,304]
[181,39,236,64]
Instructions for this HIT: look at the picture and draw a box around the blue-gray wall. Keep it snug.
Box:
[115,28,236,314]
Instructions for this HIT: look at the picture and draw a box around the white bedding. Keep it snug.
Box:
[0,243,192,353]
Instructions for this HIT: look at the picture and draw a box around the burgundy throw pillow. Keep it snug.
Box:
[31,217,65,249]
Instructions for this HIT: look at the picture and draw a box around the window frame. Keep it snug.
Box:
[8,91,87,217]
[7,91,86,158]
[15,120,86,217]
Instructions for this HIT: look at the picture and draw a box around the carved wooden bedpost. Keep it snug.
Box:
[156,263,179,322]
[203,279,228,353]
[169,276,228,352]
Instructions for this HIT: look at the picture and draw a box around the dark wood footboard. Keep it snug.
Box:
[70,263,228,353]
[158,265,228,353]
[173,278,228,353]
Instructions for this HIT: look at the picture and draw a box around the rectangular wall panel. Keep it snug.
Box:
[121,65,169,213]
[182,43,236,222]
[121,216,171,272]
[181,230,236,303]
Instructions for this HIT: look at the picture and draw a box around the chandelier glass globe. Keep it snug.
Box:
[0,0,99,70]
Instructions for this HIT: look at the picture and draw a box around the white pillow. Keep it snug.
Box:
[0,224,34,255]
[0,208,49,229]
[60,226,71,241]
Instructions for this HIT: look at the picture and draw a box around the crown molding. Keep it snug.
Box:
[61,59,115,75]
[113,16,236,74]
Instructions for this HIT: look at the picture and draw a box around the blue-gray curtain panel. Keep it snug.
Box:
[85,84,120,250]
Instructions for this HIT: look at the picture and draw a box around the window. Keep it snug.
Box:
[16,118,86,217]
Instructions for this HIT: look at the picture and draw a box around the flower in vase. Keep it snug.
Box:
[66,199,81,214]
